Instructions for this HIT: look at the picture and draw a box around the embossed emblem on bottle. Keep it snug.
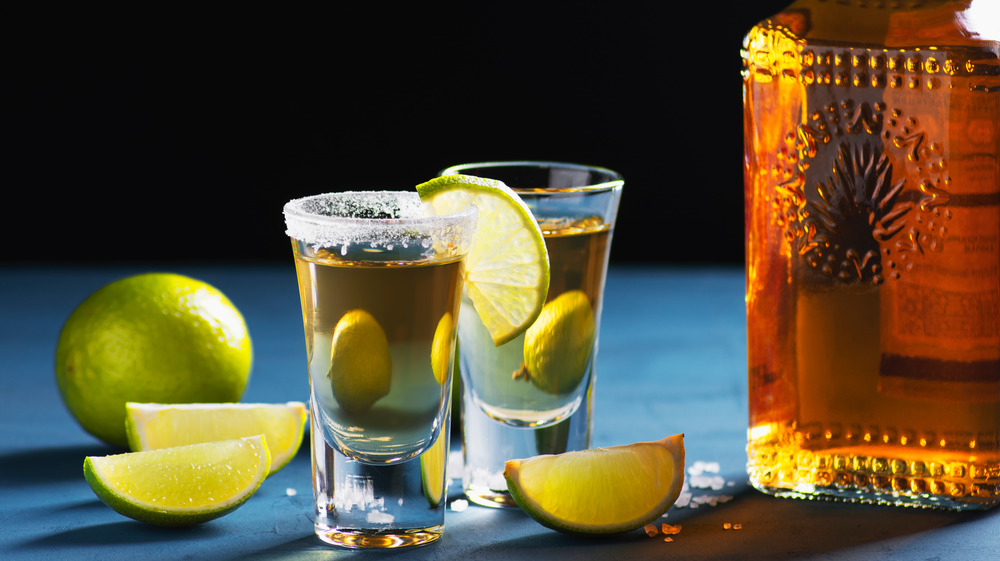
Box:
[772,94,951,285]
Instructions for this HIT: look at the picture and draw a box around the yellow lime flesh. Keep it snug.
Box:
[416,174,549,346]
[125,402,307,475]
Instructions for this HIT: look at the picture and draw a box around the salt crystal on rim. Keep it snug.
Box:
[283,191,476,258]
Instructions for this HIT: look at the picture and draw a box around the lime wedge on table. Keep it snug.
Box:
[416,174,550,346]
[503,434,686,535]
[84,436,271,527]
[125,402,306,475]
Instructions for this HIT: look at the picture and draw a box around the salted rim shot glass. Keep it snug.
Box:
[283,190,477,548]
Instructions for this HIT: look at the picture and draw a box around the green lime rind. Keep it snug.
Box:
[416,174,550,347]
[83,436,271,527]
[503,435,686,536]
[329,310,392,413]
[55,272,252,448]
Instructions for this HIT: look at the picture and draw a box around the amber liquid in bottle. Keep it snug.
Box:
[743,0,1000,509]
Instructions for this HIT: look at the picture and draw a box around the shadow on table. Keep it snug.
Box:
[0,444,119,485]
[650,489,996,560]
[20,519,227,548]
[452,486,999,561]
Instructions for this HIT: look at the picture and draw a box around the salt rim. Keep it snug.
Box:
[283,191,477,257]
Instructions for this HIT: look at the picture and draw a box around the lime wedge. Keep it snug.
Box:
[420,429,448,507]
[125,402,306,475]
[84,435,271,527]
[503,434,685,535]
[416,174,550,346]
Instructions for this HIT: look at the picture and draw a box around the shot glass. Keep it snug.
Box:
[283,191,476,548]
[444,161,624,508]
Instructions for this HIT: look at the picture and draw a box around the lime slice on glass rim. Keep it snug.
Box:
[416,174,550,346]
[84,435,271,527]
[503,434,686,535]
[125,402,307,475]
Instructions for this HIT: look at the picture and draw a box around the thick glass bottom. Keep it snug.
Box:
[749,481,998,511]
[315,525,443,549]
[748,439,1000,511]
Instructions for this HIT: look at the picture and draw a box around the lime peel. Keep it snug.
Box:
[503,434,686,535]
[515,290,596,394]
[416,174,550,346]
[328,310,392,413]
[84,435,271,527]
[55,272,252,448]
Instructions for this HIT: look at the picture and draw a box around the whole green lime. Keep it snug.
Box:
[55,273,253,448]
[328,309,392,413]
[517,290,595,395]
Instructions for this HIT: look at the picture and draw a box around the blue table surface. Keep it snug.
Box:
[2,264,999,561]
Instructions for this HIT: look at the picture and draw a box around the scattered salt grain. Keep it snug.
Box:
[691,474,727,490]
[450,499,469,512]
[661,524,682,535]
[646,523,682,539]
[674,460,735,509]
[285,488,297,496]
[689,460,720,474]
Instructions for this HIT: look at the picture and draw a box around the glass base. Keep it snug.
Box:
[315,525,443,548]
[310,393,450,547]
[750,481,1000,511]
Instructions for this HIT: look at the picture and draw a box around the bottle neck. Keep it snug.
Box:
[770,0,997,50]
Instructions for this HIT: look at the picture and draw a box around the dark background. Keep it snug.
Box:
[2,2,791,266]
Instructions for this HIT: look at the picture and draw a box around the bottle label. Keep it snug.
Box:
[877,58,1000,402]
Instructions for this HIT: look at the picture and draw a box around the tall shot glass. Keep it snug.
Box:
[444,162,623,508]
[283,191,476,548]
